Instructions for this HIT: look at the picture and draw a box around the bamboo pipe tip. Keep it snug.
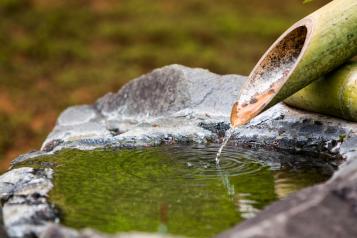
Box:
[230,21,311,127]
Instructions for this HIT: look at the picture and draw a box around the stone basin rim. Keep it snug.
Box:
[0,64,356,238]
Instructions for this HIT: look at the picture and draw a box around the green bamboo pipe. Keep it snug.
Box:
[284,61,357,122]
[230,0,357,127]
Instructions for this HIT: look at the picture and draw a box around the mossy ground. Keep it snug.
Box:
[0,0,329,171]
[15,144,333,237]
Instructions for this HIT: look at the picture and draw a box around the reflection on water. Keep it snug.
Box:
[235,193,260,219]
[217,167,235,199]
[16,144,336,238]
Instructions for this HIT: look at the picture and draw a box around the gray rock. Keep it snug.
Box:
[57,105,102,127]
[95,64,244,119]
[0,168,57,238]
[0,207,8,238]
[39,65,245,152]
[230,103,357,155]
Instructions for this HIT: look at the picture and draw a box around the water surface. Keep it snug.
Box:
[16,144,336,238]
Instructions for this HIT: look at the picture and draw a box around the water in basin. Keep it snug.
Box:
[16,144,336,238]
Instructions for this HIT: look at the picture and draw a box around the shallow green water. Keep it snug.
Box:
[16,145,335,237]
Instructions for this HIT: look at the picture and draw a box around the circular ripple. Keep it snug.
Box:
[170,145,266,178]
[117,144,268,181]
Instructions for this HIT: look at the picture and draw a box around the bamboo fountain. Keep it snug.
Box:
[230,0,357,127]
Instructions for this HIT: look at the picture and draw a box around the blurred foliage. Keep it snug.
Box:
[0,114,12,159]
[0,0,329,171]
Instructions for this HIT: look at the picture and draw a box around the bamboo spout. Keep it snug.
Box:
[230,0,357,127]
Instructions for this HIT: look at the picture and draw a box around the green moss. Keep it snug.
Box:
[15,145,333,237]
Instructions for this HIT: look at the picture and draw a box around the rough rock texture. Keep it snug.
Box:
[0,207,8,238]
[36,64,245,154]
[230,103,356,155]
[1,64,357,238]
[0,167,57,238]
[96,64,244,118]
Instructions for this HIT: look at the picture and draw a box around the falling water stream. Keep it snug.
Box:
[215,127,235,165]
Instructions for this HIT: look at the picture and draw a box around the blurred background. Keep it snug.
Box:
[0,0,329,172]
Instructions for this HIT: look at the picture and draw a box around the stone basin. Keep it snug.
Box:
[0,65,357,238]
